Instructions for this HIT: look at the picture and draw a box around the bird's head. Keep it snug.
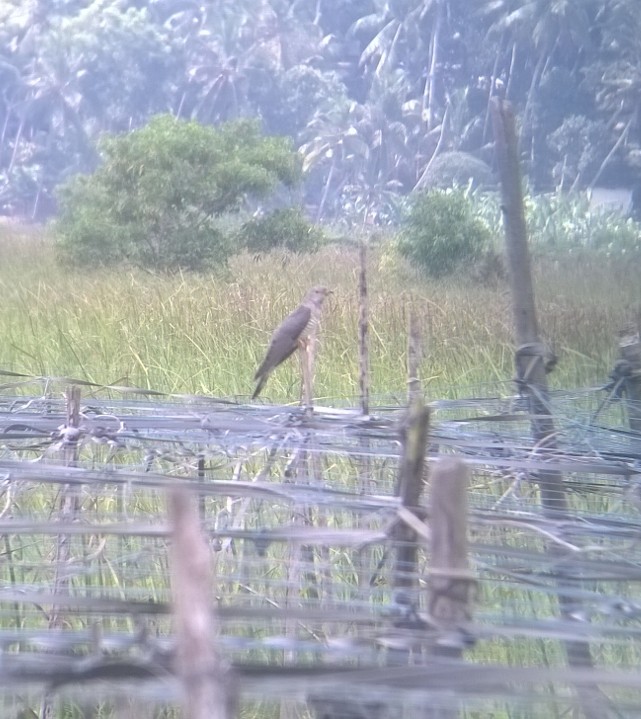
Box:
[304,286,332,307]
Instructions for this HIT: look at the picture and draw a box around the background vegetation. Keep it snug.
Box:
[1,5,641,716]
[55,115,302,270]
[396,189,494,277]
[1,223,637,401]
[1,0,641,224]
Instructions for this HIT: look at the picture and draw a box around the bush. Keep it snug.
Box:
[55,115,301,271]
[416,151,495,191]
[396,190,493,278]
[465,190,641,259]
[240,208,325,255]
[526,193,641,256]
[547,115,608,190]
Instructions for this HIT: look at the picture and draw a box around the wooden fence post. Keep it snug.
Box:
[50,385,83,627]
[41,386,83,719]
[490,98,567,515]
[424,457,475,719]
[359,238,370,416]
[428,457,475,659]
[491,98,609,719]
[393,398,430,592]
[407,305,422,406]
[169,486,233,719]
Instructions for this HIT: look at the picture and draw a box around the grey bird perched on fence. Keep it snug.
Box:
[252,286,331,399]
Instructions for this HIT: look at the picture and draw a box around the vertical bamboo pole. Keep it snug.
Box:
[198,456,207,523]
[426,457,475,719]
[386,398,430,672]
[301,341,314,411]
[490,99,566,514]
[428,458,475,657]
[42,386,83,719]
[169,485,233,719]
[407,303,422,406]
[357,238,372,599]
[393,399,430,592]
[359,239,370,416]
[491,98,608,719]
[50,385,82,628]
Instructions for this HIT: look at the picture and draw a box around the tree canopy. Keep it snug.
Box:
[56,115,301,271]
[1,0,640,222]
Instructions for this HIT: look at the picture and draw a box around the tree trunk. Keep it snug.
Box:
[424,0,444,131]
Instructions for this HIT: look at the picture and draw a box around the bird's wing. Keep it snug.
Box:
[279,304,313,342]
[254,305,312,380]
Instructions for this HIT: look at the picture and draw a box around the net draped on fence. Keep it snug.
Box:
[0,373,640,717]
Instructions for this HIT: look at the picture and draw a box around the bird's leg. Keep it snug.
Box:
[299,337,313,410]
[298,340,305,404]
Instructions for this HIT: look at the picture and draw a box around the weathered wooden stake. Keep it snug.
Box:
[198,455,206,523]
[393,398,430,592]
[491,98,609,719]
[359,238,370,416]
[490,98,566,515]
[428,458,475,658]
[50,385,82,629]
[356,238,372,596]
[407,304,422,406]
[169,485,233,719]
[42,386,83,719]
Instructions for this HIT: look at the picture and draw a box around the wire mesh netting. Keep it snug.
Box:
[0,373,640,717]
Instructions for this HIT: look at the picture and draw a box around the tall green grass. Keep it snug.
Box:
[0,226,639,400]
[2,224,641,718]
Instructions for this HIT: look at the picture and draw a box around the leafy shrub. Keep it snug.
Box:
[396,190,493,278]
[55,115,300,271]
[467,190,641,258]
[416,151,495,191]
[547,115,608,190]
[526,193,641,256]
[240,208,325,255]
[254,65,349,138]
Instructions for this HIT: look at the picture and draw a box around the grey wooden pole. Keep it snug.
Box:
[359,238,370,416]
[169,486,233,719]
[426,457,475,719]
[491,98,609,719]
[407,303,422,406]
[428,457,475,658]
[490,98,567,515]
[393,398,430,592]
[41,386,83,719]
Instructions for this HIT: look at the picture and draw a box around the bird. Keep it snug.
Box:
[252,286,331,399]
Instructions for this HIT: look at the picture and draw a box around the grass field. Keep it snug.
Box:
[2,224,641,717]
[1,225,637,401]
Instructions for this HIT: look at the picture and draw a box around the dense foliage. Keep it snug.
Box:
[56,116,301,271]
[397,190,493,277]
[240,208,326,256]
[1,0,641,224]
[468,190,641,257]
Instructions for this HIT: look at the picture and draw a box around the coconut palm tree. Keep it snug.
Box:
[479,0,597,111]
